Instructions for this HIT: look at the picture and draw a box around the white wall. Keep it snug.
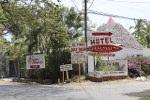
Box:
[110,47,150,60]
[88,56,95,72]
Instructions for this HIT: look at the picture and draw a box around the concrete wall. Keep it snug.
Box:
[110,47,150,60]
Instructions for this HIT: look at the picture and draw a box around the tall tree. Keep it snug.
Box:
[0,0,83,81]
[130,19,150,48]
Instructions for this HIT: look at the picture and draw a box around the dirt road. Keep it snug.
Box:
[0,78,150,100]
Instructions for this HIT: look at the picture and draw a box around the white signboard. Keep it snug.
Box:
[71,52,87,64]
[71,42,87,64]
[26,54,45,69]
[60,64,73,71]
[95,60,128,76]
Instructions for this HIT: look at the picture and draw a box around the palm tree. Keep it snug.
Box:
[130,19,150,48]
[143,21,150,48]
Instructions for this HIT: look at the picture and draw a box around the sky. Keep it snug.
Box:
[3,0,150,41]
[52,0,150,32]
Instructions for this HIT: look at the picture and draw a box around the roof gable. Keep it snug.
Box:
[107,17,115,24]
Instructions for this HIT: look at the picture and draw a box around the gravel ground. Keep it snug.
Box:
[0,78,150,100]
[0,79,18,84]
[58,78,150,100]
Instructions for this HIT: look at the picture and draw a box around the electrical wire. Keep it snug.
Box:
[106,0,150,4]
[70,0,80,12]
[90,0,150,12]
[87,0,94,10]
[89,1,114,10]
[28,0,33,8]
[88,10,150,22]
[107,0,150,11]
[88,0,150,11]
[60,0,150,22]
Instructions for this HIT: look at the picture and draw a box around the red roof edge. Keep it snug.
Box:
[107,17,115,24]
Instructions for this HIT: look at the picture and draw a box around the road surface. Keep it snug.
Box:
[0,79,150,100]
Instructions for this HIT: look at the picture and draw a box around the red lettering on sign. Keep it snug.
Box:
[100,38,104,44]
[88,44,123,52]
[110,38,113,43]
[30,65,40,68]
[91,40,95,45]
[90,37,113,45]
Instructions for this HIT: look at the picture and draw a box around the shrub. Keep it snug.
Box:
[127,55,142,78]
[141,59,150,74]
[127,55,150,78]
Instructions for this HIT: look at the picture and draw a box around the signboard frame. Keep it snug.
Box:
[71,42,87,64]
[60,64,73,72]
[26,54,45,69]
[95,60,128,76]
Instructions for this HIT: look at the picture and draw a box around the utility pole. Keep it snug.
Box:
[84,0,87,47]
[84,0,88,73]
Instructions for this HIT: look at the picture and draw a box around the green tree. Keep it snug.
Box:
[0,0,83,82]
[130,19,150,48]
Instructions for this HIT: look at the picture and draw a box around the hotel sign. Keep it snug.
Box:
[87,32,123,55]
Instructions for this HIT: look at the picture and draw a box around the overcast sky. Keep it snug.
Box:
[4,0,150,41]
[52,0,150,32]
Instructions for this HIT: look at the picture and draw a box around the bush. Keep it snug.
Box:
[127,55,141,78]
[127,55,150,78]
[141,59,150,74]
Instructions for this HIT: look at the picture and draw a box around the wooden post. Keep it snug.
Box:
[66,71,69,80]
[94,56,96,71]
[78,63,81,82]
[62,71,64,83]
[37,70,40,81]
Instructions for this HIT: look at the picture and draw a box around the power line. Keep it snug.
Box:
[70,0,80,12]
[87,0,94,10]
[70,0,95,12]
[88,10,150,22]
[69,0,150,22]
[90,0,150,12]
[107,0,150,11]
[92,2,150,13]
[106,0,150,3]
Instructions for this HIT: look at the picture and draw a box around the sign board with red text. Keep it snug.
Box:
[26,54,45,69]
[87,32,113,46]
[71,42,87,64]
[87,32,123,55]
[88,44,123,52]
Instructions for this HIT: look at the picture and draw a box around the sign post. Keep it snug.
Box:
[66,71,69,80]
[71,42,87,82]
[26,54,45,80]
[60,64,72,83]
[87,31,126,77]
[78,63,81,82]
[62,70,64,83]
